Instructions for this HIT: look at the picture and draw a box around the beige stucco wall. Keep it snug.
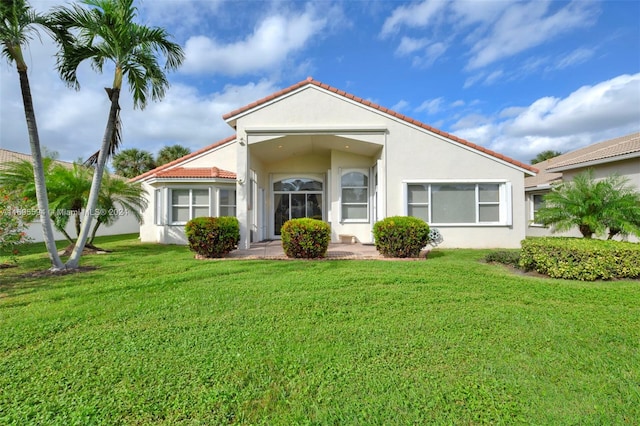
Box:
[25,206,140,243]
[562,158,640,190]
[233,85,530,248]
[525,158,640,243]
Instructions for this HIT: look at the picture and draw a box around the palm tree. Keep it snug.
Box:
[0,158,147,250]
[0,0,66,270]
[112,148,156,178]
[51,0,184,268]
[91,172,146,244]
[531,150,562,165]
[156,144,190,166]
[535,169,640,239]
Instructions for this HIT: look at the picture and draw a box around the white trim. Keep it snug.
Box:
[547,152,640,172]
[402,181,512,227]
[340,168,370,223]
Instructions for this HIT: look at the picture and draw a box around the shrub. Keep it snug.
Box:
[281,218,331,259]
[373,216,430,258]
[519,237,640,281]
[485,250,521,267]
[185,216,239,258]
[280,218,331,259]
[0,189,32,264]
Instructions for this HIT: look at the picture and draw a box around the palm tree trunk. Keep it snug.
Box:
[89,219,102,245]
[17,67,65,271]
[66,88,120,268]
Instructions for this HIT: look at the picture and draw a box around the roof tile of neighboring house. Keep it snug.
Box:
[223,77,538,174]
[525,132,640,190]
[524,157,563,189]
[547,132,640,170]
[155,166,236,179]
[0,148,74,170]
[131,135,236,182]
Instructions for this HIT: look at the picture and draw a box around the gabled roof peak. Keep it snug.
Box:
[223,78,538,174]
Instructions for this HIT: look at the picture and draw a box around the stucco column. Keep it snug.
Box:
[236,134,250,249]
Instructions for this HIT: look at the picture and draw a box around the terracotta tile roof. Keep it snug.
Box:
[547,132,640,171]
[155,166,236,179]
[130,135,236,182]
[525,132,640,189]
[223,77,538,174]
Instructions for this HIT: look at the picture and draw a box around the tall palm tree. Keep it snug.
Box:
[112,148,156,178]
[0,0,66,270]
[51,0,184,268]
[156,144,190,166]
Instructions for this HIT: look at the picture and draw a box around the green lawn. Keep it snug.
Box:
[1,235,639,425]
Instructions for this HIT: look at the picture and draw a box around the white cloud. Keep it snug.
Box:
[505,73,640,137]
[466,1,598,70]
[380,0,446,38]
[396,37,429,56]
[381,0,598,71]
[391,100,410,112]
[554,47,595,70]
[416,97,444,115]
[182,9,327,75]
[452,73,640,162]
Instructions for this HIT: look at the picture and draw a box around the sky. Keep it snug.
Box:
[1,0,639,166]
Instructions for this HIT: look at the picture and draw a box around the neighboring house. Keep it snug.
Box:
[133,78,537,249]
[0,148,140,243]
[525,132,640,241]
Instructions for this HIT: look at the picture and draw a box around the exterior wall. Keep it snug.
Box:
[180,141,237,170]
[234,86,529,249]
[561,158,640,190]
[138,180,236,244]
[382,122,527,248]
[525,158,640,243]
[25,205,140,243]
[328,149,378,243]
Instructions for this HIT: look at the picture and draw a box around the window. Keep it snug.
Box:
[405,182,509,225]
[341,170,368,221]
[531,194,544,225]
[154,189,163,225]
[219,189,236,217]
[170,188,210,224]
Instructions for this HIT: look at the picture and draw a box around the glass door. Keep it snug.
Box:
[273,178,323,236]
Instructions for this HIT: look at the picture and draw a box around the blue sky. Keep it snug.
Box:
[1,0,639,165]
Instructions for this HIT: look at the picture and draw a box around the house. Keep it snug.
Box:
[0,148,140,243]
[525,132,640,241]
[132,77,538,249]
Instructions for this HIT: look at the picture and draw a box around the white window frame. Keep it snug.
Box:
[169,188,211,225]
[154,188,163,225]
[340,168,369,223]
[402,180,512,226]
[530,193,546,227]
[217,188,237,217]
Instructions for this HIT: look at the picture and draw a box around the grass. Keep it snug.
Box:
[1,235,639,425]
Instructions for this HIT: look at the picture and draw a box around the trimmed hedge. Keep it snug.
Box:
[281,218,331,259]
[185,216,240,258]
[373,216,430,258]
[519,237,640,281]
[485,250,521,267]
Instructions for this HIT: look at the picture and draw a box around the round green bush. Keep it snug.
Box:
[373,216,430,258]
[281,218,331,259]
[185,216,240,258]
